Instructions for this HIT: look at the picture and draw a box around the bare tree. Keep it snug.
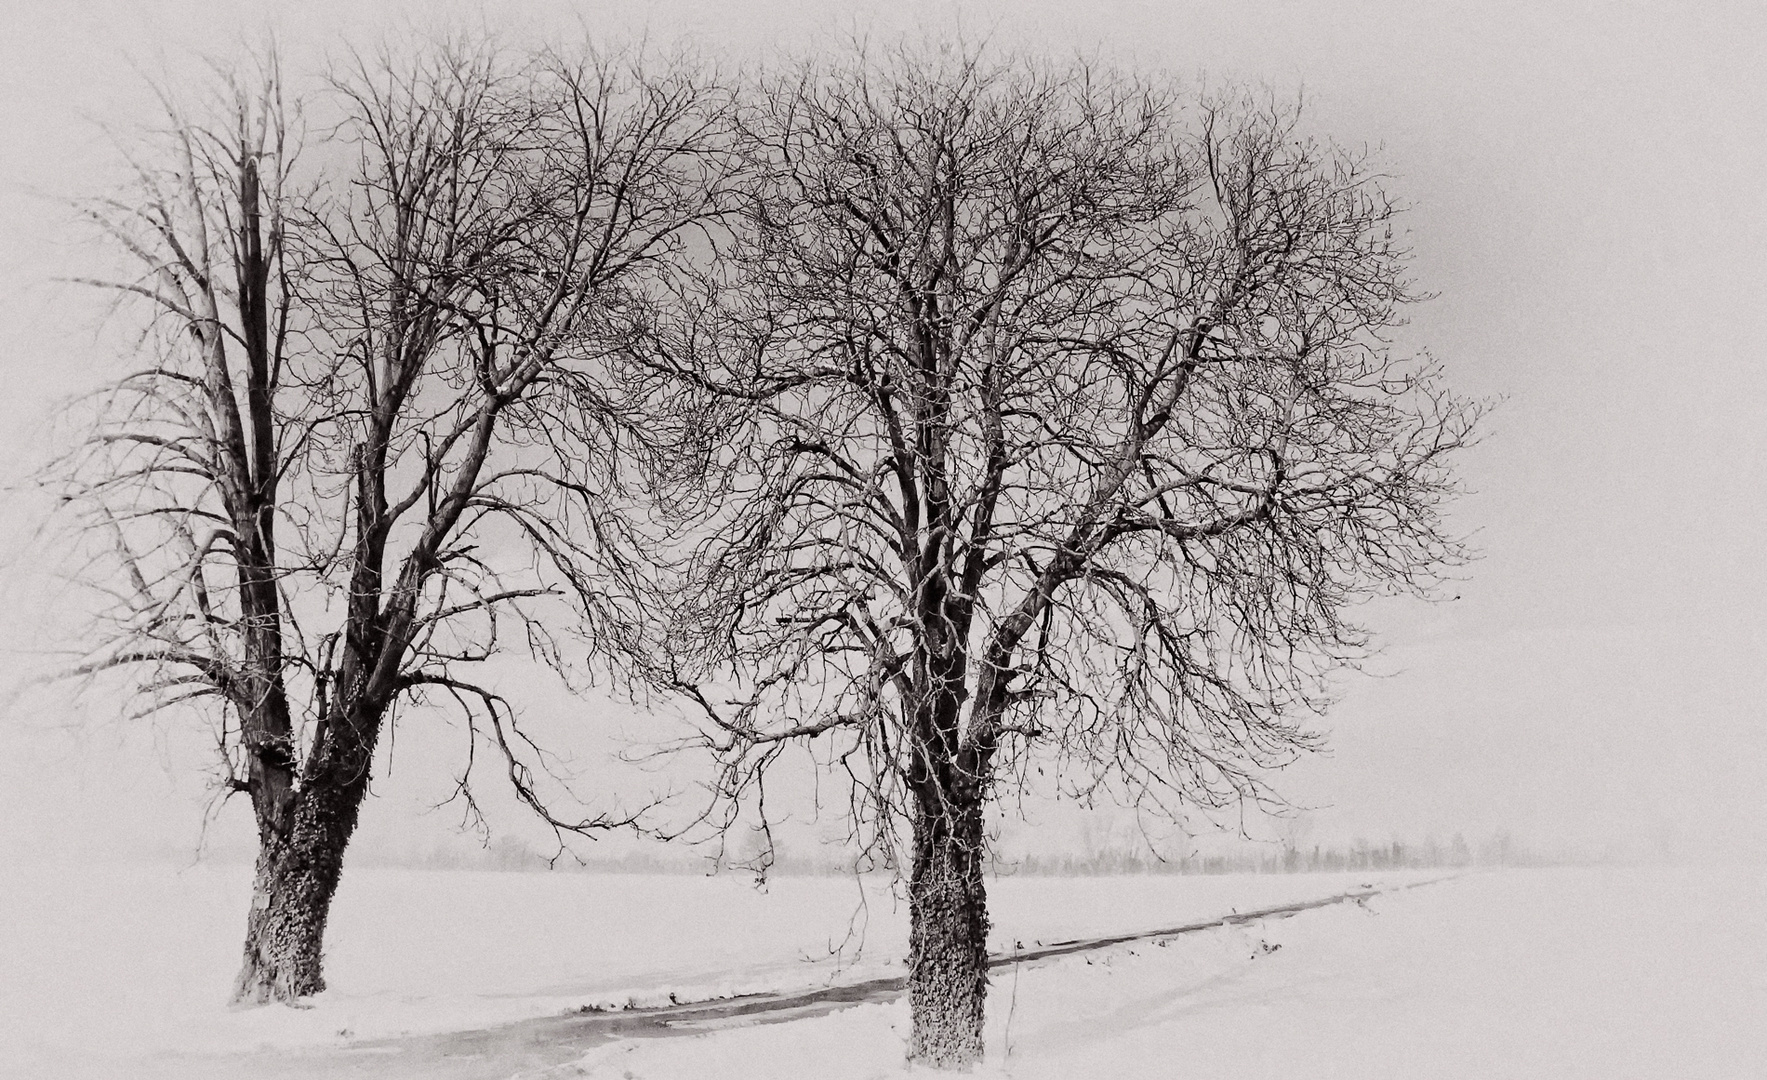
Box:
[50,51,312,993]
[48,40,725,1003]
[650,43,1478,1068]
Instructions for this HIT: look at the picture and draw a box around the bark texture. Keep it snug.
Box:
[235,830,330,999]
[233,697,380,1004]
[906,801,990,1068]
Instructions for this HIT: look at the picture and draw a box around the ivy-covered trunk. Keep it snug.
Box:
[233,700,380,1004]
[906,790,990,1068]
[233,791,353,1001]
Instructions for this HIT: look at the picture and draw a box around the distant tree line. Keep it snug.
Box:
[278,827,1540,877]
[997,831,1533,876]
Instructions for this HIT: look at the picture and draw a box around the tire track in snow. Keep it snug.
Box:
[168,874,1457,1079]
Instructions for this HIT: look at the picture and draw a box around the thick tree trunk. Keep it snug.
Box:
[233,746,373,1003]
[906,799,989,1068]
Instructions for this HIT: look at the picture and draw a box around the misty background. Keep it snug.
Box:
[1,0,1762,871]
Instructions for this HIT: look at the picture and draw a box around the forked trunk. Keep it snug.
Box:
[906,800,990,1068]
[233,750,373,1003]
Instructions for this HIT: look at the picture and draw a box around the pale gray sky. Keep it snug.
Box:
[2,0,1763,865]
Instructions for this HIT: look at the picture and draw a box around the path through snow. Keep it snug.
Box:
[4,865,1759,1078]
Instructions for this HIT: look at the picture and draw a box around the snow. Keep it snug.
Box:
[1,862,1760,1078]
[570,865,1767,1080]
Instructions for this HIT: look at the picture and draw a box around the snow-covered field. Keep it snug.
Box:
[572,864,1767,1080]
[2,861,1760,1078]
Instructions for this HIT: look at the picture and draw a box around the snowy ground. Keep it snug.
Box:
[2,862,1760,1078]
[567,865,1767,1080]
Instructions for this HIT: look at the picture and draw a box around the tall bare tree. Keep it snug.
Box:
[651,44,1478,1068]
[50,41,725,1003]
[52,52,311,991]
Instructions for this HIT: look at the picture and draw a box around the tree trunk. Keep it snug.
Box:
[233,761,371,1003]
[906,798,989,1068]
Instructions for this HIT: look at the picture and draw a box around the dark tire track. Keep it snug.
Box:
[160,875,1456,1079]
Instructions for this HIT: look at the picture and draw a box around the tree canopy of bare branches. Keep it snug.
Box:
[45,35,1476,1054]
[649,42,1477,1068]
[48,39,726,1003]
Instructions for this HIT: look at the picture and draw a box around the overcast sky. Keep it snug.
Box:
[2,0,1762,866]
